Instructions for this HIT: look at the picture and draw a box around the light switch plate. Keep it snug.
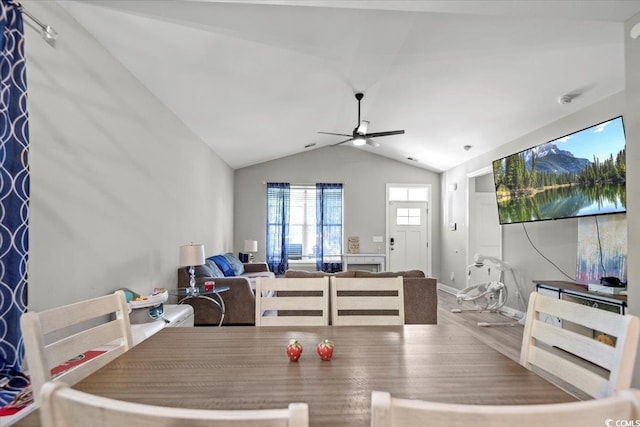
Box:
[372,235,384,243]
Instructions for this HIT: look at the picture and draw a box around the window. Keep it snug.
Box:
[396,208,421,225]
[389,186,428,202]
[289,185,317,261]
[266,183,290,274]
[315,183,343,272]
[266,183,343,273]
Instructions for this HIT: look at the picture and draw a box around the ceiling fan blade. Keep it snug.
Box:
[357,120,370,135]
[318,131,353,137]
[320,93,404,148]
[332,138,354,146]
[367,130,405,138]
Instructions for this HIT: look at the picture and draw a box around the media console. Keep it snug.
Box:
[535,280,627,314]
[534,280,627,335]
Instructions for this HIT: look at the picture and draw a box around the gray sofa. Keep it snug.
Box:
[176,256,274,326]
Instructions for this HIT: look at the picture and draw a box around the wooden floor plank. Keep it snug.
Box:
[437,288,525,362]
[438,288,592,400]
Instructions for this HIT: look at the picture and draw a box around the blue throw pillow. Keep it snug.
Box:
[210,255,235,277]
[224,252,245,276]
[205,259,224,278]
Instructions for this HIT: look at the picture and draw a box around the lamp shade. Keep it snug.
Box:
[244,240,258,253]
[179,244,205,267]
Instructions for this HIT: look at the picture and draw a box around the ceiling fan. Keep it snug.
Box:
[318,92,405,147]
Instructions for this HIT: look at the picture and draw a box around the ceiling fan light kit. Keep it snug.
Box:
[353,137,366,146]
[319,92,405,148]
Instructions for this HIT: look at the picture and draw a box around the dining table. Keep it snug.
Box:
[14,324,576,427]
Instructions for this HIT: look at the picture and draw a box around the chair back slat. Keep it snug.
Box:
[36,293,128,335]
[259,296,327,311]
[335,296,401,311]
[46,322,129,370]
[535,294,628,337]
[527,345,609,398]
[530,320,616,370]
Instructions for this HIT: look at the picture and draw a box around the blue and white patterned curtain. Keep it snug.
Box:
[266,183,289,275]
[0,0,30,406]
[316,183,342,273]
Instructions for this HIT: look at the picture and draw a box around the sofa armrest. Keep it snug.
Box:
[243,262,270,274]
[403,277,438,324]
[243,262,269,273]
[178,277,256,326]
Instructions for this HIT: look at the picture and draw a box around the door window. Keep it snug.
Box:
[396,208,421,225]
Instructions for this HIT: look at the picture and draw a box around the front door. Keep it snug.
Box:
[388,201,428,273]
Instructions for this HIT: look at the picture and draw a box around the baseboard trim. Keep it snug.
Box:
[437,282,458,295]
[437,282,525,320]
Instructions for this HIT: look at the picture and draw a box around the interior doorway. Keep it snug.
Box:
[386,184,432,275]
[466,167,502,266]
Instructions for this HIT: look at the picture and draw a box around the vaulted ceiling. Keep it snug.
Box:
[59,0,640,172]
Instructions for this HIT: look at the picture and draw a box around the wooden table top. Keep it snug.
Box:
[15,324,575,427]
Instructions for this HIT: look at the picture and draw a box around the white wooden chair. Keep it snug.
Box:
[40,381,309,427]
[370,389,640,427]
[520,291,640,398]
[20,291,133,405]
[255,277,330,326]
[330,277,404,326]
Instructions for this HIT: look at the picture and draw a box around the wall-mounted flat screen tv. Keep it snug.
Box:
[492,116,626,225]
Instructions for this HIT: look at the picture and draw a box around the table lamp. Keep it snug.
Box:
[244,239,258,263]
[179,243,205,289]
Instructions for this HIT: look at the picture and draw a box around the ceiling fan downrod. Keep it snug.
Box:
[355,92,364,126]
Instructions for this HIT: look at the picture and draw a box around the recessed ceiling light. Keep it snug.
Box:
[558,93,578,105]
[463,145,472,151]
[304,143,316,149]
[407,157,418,162]
[631,22,640,39]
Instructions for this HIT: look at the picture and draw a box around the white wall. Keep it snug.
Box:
[440,91,627,308]
[24,1,234,311]
[625,12,640,387]
[234,146,441,278]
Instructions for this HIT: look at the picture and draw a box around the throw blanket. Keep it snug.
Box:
[0,369,30,415]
